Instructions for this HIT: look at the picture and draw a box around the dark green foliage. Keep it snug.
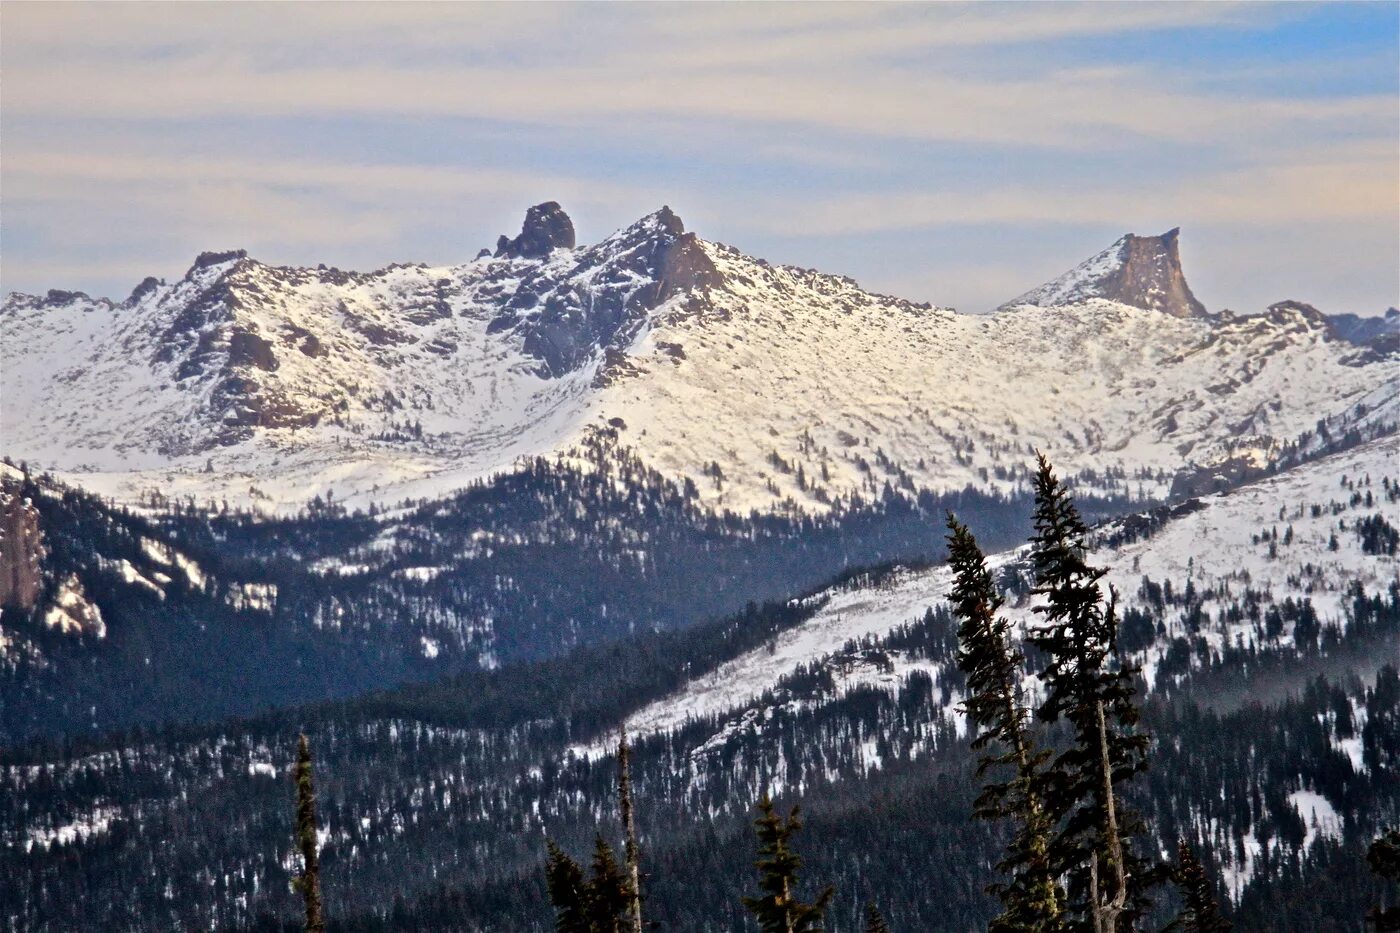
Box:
[1025,454,1153,929]
[743,795,833,933]
[1356,514,1400,556]
[946,514,1064,931]
[293,734,325,933]
[1168,842,1230,932]
[1369,828,1400,931]
[863,902,890,933]
[546,840,590,933]
[545,837,634,933]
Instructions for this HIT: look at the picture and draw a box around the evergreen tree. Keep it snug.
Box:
[863,902,891,933]
[1025,454,1152,932]
[544,837,634,933]
[742,794,833,933]
[586,837,633,933]
[618,729,644,933]
[1369,828,1400,931]
[946,514,1064,931]
[1168,842,1230,932]
[546,840,590,933]
[292,734,325,933]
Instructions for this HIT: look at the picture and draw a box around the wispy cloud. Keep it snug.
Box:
[1,1,1395,313]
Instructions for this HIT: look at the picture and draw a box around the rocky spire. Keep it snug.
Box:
[1002,228,1207,318]
[494,201,576,259]
[0,482,47,610]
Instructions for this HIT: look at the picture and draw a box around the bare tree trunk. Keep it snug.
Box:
[618,728,644,933]
[294,734,325,933]
[1096,699,1129,933]
[1089,853,1104,933]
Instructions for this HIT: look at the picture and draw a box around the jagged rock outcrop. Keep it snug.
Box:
[490,205,723,377]
[494,202,576,259]
[0,483,46,610]
[1327,307,1400,354]
[1003,227,1208,318]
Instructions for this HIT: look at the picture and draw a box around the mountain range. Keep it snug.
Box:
[3,204,1395,515]
[1,203,1397,930]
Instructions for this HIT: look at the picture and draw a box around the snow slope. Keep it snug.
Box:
[586,434,1399,755]
[3,207,1395,515]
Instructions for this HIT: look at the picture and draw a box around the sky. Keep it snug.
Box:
[2,2,1397,314]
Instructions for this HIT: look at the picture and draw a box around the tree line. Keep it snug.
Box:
[282,455,1400,931]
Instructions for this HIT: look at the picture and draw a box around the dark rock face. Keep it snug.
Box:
[494,202,576,259]
[44,289,94,306]
[227,330,278,372]
[124,277,162,308]
[1098,229,1206,318]
[492,206,724,378]
[192,249,248,271]
[1326,307,1400,354]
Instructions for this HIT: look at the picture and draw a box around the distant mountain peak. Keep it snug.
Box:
[494,201,576,259]
[1002,227,1207,318]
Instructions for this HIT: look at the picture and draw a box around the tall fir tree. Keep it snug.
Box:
[546,840,590,933]
[586,837,633,933]
[293,734,325,933]
[863,902,891,933]
[544,837,634,933]
[1025,453,1153,932]
[742,794,833,933]
[1369,828,1400,932]
[1167,842,1230,932]
[617,729,644,933]
[946,514,1065,932]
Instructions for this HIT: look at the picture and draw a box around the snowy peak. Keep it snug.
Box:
[1003,227,1208,318]
[486,204,722,376]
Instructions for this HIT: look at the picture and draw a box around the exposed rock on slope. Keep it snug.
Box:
[2,209,1393,514]
[0,484,46,610]
[1003,227,1208,318]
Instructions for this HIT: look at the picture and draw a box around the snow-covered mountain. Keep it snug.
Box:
[3,205,1395,515]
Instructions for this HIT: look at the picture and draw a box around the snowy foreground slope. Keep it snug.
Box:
[579,434,1400,757]
[3,204,1394,514]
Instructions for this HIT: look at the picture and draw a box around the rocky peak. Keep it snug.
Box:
[1002,227,1207,318]
[124,276,163,308]
[484,204,723,378]
[494,201,576,259]
[191,249,249,272]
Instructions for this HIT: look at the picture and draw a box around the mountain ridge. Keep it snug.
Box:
[3,205,1395,517]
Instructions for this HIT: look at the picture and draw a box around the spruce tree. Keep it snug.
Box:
[1369,827,1400,931]
[544,837,634,933]
[546,840,590,933]
[742,794,833,933]
[1168,842,1230,932]
[1026,453,1152,932]
[292,734,325,933]
[946,514,1064,932]
[863,902,891,933]
[586,837,633,933]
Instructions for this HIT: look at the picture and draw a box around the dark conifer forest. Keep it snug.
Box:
[3,453,1396,931]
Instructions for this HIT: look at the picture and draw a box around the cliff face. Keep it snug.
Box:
[0,484,46,610]
[1003,228,1208,318]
